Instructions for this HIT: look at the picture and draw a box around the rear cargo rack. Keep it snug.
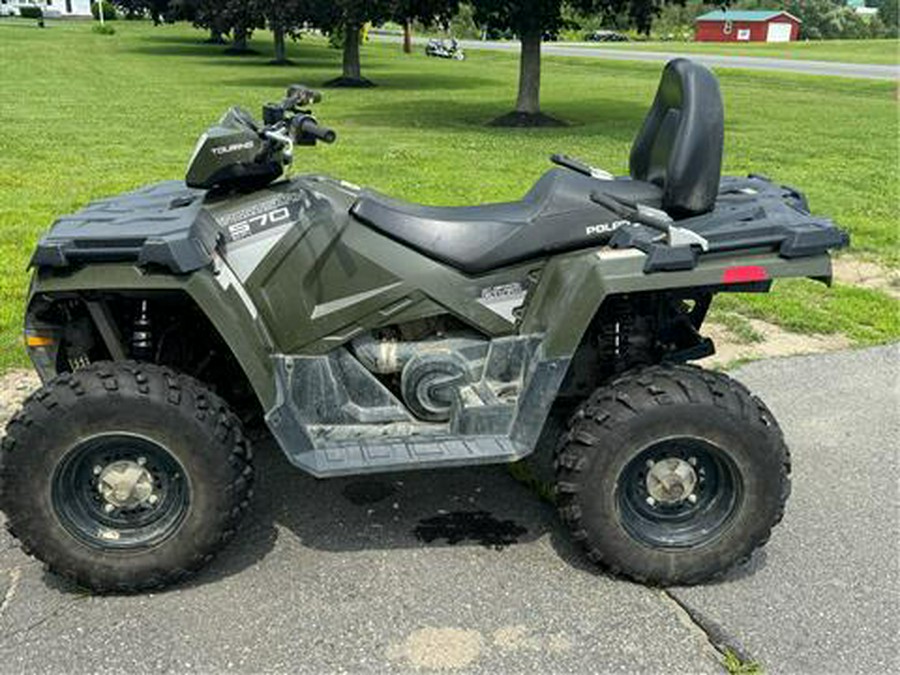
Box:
[609,175,849,273]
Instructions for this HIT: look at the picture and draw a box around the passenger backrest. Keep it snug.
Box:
[629,59,724,217]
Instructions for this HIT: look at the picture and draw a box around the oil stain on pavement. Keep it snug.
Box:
[413,510,527,550]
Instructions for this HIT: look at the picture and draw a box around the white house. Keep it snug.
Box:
[0,1,93,18]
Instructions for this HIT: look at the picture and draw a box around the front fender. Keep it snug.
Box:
[27,261,277,410]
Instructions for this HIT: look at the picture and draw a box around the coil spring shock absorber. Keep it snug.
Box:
[597,296,634,376]
[596,295,659,377]
[131,300,153,360]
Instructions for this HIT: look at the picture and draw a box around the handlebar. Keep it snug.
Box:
[256,86,336,162]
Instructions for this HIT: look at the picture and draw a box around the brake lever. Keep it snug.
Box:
[263,127,294,162]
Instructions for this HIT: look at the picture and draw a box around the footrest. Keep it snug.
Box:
[294,436,521,477]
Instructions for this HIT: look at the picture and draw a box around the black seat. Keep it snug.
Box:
[351,59,723,274]
[351,170,662,274]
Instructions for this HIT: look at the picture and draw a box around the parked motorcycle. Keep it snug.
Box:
[425,37,465,60]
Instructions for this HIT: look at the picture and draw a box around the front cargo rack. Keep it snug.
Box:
[31,181,217,274]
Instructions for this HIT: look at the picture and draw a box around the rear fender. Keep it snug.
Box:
[521,247,833,359]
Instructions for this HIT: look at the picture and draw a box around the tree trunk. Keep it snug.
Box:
[233,27,248,53]
[209,28,225,44]
[273,24,286,63]
[343,23,362,80]
[403,20,412,54]
[515,31,542,115]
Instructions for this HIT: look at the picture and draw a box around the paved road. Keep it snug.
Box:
[1,346,898,673]
[382,35,898,80]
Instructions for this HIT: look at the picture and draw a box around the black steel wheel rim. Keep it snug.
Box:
[52,434,190,550]
[617,437,742,549]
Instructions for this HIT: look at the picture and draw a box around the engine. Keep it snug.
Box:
[350,323,489,422]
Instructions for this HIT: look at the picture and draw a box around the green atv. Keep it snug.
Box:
[1,60,847,592]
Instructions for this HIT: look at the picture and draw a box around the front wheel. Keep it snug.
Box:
[556,364,790,585]
[0,362,253,593]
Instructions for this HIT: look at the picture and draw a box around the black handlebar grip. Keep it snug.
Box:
[298,117,337,144]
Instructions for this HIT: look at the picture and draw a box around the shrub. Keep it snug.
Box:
[782,0,887,39]
[91,2,118,21]
[92,23,116,35]
[18,6,43,19]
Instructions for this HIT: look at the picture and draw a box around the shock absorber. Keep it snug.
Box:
[131,300,153,361]
[597,296,633,374]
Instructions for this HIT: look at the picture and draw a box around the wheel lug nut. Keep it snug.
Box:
[137,456,147,466]
[103,503,115,513]
[646,460,655,469]
[645,496,656,507]
[148,494,159,505]
[688,457,698,466]
[687,493,698,504]
[93,465,103,475]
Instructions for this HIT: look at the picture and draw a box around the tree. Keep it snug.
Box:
[240,0,313,64]
[111,0,146,20]
[220,0,267,55]
[875,0,899,36]
[306,1,397,87]
[647,2,708,41]
[194,1,230,43]
[782,0,873,39]
[111,0,171,24]
[168,0,228,41]
[188,0,308,63]
[470,1,682,126]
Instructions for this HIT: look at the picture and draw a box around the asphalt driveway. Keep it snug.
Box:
[0,345,897,673]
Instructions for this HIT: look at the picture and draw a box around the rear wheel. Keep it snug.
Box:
[0,362,253,593]
[556,364,789,585]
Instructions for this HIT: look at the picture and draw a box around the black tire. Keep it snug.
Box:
[0,362,253,593]
[556,364,790,585]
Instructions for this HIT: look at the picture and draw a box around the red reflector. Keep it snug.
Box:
[722,266,768,284]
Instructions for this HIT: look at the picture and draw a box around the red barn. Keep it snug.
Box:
[695,10,802,43]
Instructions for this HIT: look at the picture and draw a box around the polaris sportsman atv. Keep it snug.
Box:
[1,60,847,593]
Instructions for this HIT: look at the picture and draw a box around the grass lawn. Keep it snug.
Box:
[0,19,897,372]
[561,38,900,66]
